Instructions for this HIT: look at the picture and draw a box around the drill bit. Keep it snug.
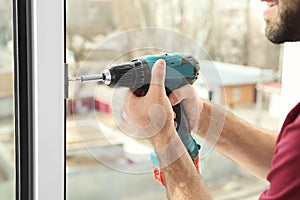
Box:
[69,74,104,83]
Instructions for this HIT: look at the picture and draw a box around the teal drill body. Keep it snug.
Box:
[106,53,201,171]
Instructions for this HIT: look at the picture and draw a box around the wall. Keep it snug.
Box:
[280,42,300,125]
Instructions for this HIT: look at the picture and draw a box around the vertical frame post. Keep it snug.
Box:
[13,0,65,199]
[32,0,65,199]
[13,0,34,199]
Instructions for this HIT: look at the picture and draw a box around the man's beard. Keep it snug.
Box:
[265,9,300,44]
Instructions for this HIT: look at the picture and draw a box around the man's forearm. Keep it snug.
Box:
[151,130,212,200]
[198,101,277,179]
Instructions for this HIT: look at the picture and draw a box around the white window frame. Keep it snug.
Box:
[32,0,64,199]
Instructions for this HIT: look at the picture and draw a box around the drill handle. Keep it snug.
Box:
[172,101,200,163]
[151,101,201,187]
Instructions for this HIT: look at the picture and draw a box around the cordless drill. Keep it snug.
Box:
[70,53,201,186]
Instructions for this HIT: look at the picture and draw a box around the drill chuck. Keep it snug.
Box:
[103,59,151,88]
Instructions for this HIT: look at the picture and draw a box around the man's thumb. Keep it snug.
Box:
[149,59,166,92]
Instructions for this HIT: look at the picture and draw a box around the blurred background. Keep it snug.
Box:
[0,0,287,199]
[0,0,15,199]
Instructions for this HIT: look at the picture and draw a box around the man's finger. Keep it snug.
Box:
[149,59,166,92]
[168,84,194,106]
[168,92,180,106]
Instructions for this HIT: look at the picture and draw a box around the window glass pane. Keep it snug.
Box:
[0,0,15,199]
[66,1,280,199]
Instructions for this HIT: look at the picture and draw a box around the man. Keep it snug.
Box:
[122,0,300,199]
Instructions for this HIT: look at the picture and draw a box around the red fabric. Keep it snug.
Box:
[260,102,300,199]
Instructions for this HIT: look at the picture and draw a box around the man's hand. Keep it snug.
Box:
[168,84,204,133]
[122,59,176,147]
[121,59,213,199]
